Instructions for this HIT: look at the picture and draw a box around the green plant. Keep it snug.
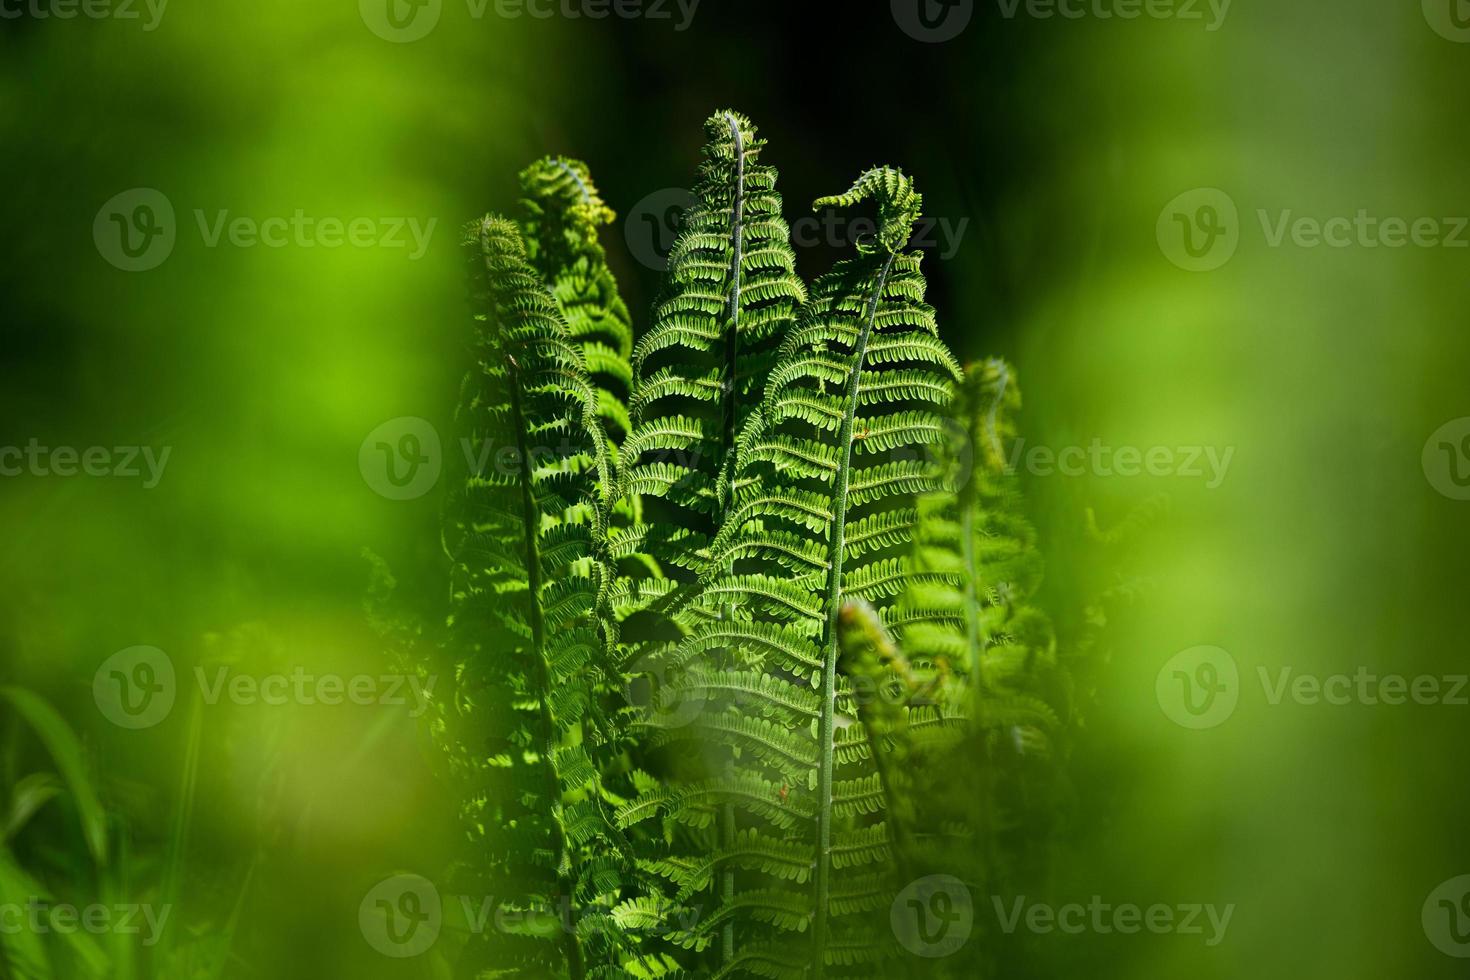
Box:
[426,109,1099,980]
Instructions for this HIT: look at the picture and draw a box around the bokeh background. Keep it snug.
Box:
[2,0,1468,976]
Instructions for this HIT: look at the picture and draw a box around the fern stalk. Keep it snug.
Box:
[811,248,898,974]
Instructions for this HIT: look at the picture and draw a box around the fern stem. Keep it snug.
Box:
[718,109,747,970]
[508,355,588,980]
[812,251,898,977]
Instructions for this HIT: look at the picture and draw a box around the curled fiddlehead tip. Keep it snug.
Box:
[519,155,616,228]
[813,166,924,255]
[463,214,526,256]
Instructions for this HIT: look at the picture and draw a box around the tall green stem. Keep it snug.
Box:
[812,252,897,977]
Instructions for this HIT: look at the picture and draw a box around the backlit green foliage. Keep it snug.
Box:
[430,111,1097,980]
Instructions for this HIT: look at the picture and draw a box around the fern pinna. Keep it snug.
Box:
[618,168,964,978]
[443,216,636,978]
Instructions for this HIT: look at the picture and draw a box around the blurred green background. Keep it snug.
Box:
[1,0,1467,976]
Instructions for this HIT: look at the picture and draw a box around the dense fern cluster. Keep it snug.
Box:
[429,109,1095,980]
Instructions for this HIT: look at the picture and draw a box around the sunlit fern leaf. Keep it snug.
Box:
[624,167,962,978]
[519,157,635,447]
[622,109,805,577]
[442,215,638,978]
